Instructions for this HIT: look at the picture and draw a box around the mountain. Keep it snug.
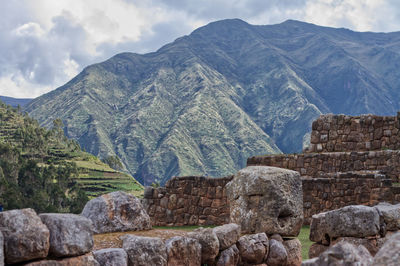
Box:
[0,96,32,107]
[25,19,400,185]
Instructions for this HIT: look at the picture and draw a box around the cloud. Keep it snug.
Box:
[0,0,400,98]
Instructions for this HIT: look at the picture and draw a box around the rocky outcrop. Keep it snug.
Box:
[213,223,241,250]
[0,208,49,264]
[237,233,269,265]
[372,232,400,266]
[39,213,94,257]
[226,166,303,236]
[24,253,99,266]
[81,191,151,233]
[165,236,201,266]
[93,248,128,266]
[122,235,167,266]
[302,242,373,266]
[187,228,220,264]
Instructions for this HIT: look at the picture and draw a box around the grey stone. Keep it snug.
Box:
[165,236,201,266]
[0,208,49,264]
[0,231,3,266]
[301,258,318,266]
[266,239,288,266]
[187,228,219,265]
[270,234,284,242]
[309,212,329,244]
[237,233,269,264]
[283,238,302,266]
[93,248,128,266]
[374,202,400,231]
[213,223,241,250]
[81,191,152,234]
[40,213,93,257]
[372,232,400,266]
[216,244,240,266]
[226,166,303,236]
[332,237,379,256]
[311,242,372,266]
[122,235,167,266]
[308,243,329,259]
[24,253,100,266]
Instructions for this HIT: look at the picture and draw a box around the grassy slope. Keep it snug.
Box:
[0,103,143,198]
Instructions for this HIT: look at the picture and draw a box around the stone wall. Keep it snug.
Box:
[142,176,233,226]
[307,113,400,153]
[247,150,400,182]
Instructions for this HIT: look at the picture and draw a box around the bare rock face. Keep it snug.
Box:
[187,228,220,265]
[226,166,303,236]
[374,202,400,231]
[216,244,240,266]
[283,238,302,266]
[93,248,128,266]
[24,253,99,266]
[306,242,372,266]
[0,208,49,264]
[266,239,288,266]
[81,191,152,234]
[213,223,241,250]
[310,205,380,242]
[122,235,167,266]
[237,233,269,265]
[165,236,201,266]
[39,213,93,257]
[372,232,400,266]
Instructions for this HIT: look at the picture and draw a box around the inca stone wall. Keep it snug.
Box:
[142,176,233,226]
[307,113,400,153]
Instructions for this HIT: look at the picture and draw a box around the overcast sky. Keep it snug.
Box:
[1,0,400,98]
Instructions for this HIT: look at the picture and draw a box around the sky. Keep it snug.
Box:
[1,0,400,98]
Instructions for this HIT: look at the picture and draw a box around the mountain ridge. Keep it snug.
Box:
[25,19,400,185]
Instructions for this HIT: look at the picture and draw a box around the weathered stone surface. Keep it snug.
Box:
[237,233,269,264]
[40,213,93,257]
[24,253,99,266]
[165,236,201,266]
[374,202,400,231]
[122,235,167,266]
[0,231,3,266]
[270,234,283,242]
[226,166,303,236]
[332,237,379,256]
[216,244,239,266]
[0,208,49,264]
[81,191,151,233]
[308,243,328,259]
[213,223,241,250]
[372,232,400,266]
[309,212,329,244]
[266,239,288,266]
[301,257,318,265]
[93,248,128,266]
[325,205,380,239]
[187,228,219,264]
[309,242,372,266]
[283,238,302,266]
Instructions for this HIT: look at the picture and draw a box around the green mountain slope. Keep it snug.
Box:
[0,101,142,203]
[26,19,400,185]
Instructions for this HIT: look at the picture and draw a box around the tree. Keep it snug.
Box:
[102,155,123,170]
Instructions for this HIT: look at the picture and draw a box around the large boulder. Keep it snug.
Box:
[187,228,219,265]
[266,239,288,266]
[213,223,241,250]
[308,243,328,259]
[93,248,128,266]
[374,202,400,231]
[216,244,240,266]
[40,213,94,257]
[304,242,372,266]
[310,205,380,242]
[0,208,49,264]
[165,236,201,266]
[81,191,152,233]
[237,233,269,265]
[372,232,400,266]
[332,237,379,256]
[24,253,99,266]
[283,238,302,266]
[122,235,167,266]
[226,166,303,236]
